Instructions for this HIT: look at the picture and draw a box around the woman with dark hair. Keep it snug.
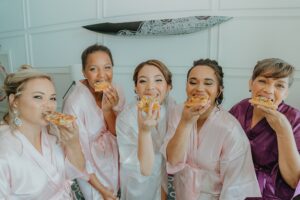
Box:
[163,59,261,200]
[116,59,175,200]
[63,44,125,200]
[230,58,300,199]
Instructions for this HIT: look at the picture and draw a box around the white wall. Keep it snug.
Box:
[0,0,300,115]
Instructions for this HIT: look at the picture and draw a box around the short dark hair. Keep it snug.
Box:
[252,58,295,87]
[187,58,224,105]
[81,44,114,70]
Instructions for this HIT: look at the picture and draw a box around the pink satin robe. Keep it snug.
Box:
[162,104,261,200]
[0,125,86,200]
[116,97,175,200]
[62,81,125,199]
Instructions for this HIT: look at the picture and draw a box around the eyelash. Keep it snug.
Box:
[33,95,42,99]
[33,96,56,101]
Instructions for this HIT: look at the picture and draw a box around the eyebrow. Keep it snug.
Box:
[32,91,56,96]
[189,77,215,82]
[138,74,164,79]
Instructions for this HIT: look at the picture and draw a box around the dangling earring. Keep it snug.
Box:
[134,89,141,101]
[135,95,141,101]
[12,109,22,127]
[249,89,252,92]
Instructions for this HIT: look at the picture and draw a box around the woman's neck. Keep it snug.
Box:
[251,108,264,128]
[18,123,42,153]
[196,105,215,132]
[81,79,102,107]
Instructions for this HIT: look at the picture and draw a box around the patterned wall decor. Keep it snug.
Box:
[83,16,232,36]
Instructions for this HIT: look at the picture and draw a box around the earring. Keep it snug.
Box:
[12,109,22,127]
[135,95,141,101]
[249,89,251,92]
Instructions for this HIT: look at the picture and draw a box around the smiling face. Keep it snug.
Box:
[186,65,221,107]
[135,64,171,104]
[249,72,289,108]
[11,78,57,127]
[83,51,113,89]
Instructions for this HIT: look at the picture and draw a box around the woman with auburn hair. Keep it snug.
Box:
[117,59,175,200]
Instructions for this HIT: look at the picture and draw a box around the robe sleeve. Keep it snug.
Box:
[161,104,188,174]
[63,99,95,177]
[0,155,10,199]
[64,158,89,181]
[116,109,141,173]
[113,85,126,114]
[219,124,261,199]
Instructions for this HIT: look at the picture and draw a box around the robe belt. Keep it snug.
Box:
[50,180,73,200]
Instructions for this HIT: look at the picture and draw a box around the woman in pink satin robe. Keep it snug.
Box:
[0,66,86,199]
[63,44,125,200]
[230,58,300,200]
[116,59,175,200]
[164,59,261,200]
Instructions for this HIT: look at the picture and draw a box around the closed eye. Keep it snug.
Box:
[50,97,57,101]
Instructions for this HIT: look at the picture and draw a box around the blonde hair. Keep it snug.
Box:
[2,65,53,126]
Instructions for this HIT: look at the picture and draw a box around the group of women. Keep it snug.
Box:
[0,43,299,200]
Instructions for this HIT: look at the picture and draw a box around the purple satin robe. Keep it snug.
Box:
[230,98,300,200]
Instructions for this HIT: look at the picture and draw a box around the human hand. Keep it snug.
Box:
[100,187,117,200]
[181,100,211,124]
[57,121,80,147]
[137,101,160,133]
[257,105,292,136]
[102,86,119,112]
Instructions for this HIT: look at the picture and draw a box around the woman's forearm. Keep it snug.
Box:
[138,130,154,176]
[166,120,193,165]
[65,141,85,172]
[277,128,300,188]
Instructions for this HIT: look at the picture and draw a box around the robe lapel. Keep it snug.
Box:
[14,129,63,189]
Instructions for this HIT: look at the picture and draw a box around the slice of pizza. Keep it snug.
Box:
[94,81,110,92]
[249,96,277,110]
[185,95,209,108]
[44,111,76,126]
[137,96,160,113]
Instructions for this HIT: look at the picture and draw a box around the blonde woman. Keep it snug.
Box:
[0,66,86,199]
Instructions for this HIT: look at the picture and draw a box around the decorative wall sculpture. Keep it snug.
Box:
[83,16,232,36]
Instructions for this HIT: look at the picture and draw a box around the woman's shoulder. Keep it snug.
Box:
[64,81,89,102]
[230,98,250,111]
[280,103,300,125]
[0,126,22,156]
[215,108,245,132]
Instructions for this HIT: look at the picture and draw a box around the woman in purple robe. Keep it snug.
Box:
[229,58,300,200]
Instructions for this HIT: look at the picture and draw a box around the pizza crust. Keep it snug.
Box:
[94,82,110,92]
[249,97,277,110]
[185,96,209,107]
[44,111,76,126]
